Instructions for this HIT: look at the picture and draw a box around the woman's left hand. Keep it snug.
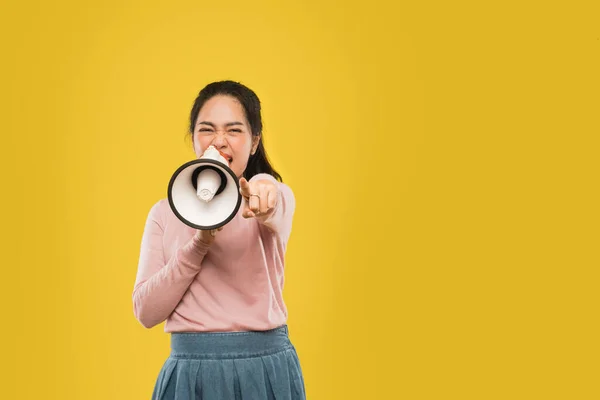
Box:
[239,177,278,218]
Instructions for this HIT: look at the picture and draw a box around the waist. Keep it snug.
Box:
[169,325,291,359]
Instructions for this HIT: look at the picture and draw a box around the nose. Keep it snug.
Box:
[211,131,228,149]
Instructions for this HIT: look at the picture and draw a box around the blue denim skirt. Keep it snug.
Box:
[152,325,306,399]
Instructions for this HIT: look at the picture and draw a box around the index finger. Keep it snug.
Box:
[239,177,252,198]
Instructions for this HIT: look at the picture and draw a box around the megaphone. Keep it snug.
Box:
[167,146,242,230]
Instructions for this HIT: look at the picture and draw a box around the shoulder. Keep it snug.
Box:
[143,198,189,236]
[150,198,170,214]
[145,198,171,225]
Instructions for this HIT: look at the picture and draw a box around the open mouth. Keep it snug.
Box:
[217,150,233,164]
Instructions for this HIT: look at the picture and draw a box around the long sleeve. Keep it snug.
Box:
[249,173,295,241]
[132,201,210,329]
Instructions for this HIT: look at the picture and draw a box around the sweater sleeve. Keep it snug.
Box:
[249,173,296,241]
[132,201,210,329]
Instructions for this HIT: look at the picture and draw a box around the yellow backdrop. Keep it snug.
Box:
[1,0,598,399]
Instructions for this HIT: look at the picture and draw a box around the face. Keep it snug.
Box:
[192,95,260,178]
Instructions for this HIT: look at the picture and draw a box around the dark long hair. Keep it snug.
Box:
[188,80,282,182]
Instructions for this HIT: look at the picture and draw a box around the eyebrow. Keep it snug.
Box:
[197,121,244,127]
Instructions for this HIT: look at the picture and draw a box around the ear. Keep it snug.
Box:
[251,135,261,155]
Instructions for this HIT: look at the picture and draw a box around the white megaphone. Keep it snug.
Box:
[167,146,242,230]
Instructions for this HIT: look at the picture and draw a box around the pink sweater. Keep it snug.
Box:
[132,173,295,332]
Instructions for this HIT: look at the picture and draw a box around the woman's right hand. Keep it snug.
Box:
[194,226,223,245]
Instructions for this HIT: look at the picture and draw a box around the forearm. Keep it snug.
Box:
[133,235,209,328]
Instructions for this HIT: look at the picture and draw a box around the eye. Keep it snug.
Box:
[198,128,213,133]
[229,129,242,133]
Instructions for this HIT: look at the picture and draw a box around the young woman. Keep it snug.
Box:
[132,80,306,399]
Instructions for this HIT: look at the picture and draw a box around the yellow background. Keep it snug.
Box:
[1,0,598,399]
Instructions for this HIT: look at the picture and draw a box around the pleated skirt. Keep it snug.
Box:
[152,325,306,400]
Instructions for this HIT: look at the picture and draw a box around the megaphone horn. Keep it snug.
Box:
[167,146,242,230]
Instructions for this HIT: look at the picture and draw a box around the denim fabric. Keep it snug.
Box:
[152,325,306,399]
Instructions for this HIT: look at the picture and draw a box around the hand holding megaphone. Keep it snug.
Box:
[239,177,278,219]
[194,226,224,245]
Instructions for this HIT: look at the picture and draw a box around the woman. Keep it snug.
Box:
[133,80,306,399]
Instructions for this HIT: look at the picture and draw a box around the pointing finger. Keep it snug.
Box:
[239,177,252,198]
